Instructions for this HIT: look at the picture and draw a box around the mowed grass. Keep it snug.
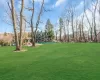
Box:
[0,43,100,80]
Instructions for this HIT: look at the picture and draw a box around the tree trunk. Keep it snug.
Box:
[31,0,35,47]
[93,0,98,42]
[10,0,19,51]
[34,0,44,44]
[19,0,24,50]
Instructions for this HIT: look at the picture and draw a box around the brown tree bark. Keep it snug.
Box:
[93,1,98,42]
[10,0,19,51]
[34,0,44,45]
[19,0,24,50]
[31,0,35,47]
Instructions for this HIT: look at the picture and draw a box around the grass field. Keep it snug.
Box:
[0,43,100,80]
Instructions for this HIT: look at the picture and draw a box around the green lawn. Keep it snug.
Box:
[0,43,100,80]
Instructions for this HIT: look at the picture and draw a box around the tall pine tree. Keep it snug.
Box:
[45,19,54,41]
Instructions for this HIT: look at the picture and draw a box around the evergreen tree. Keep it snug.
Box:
[45,19,54,41]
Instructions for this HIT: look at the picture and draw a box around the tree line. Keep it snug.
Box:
[2,0,100,51]
[54,0,100,43]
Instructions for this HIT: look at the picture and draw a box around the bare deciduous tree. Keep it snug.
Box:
[19,0,24,50]
[10,0,19,51]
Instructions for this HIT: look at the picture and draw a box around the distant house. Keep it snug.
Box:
[97,32,100,42]
[0,33,14,46]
